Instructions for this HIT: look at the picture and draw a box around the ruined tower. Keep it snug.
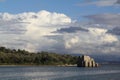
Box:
[77,55,98,67]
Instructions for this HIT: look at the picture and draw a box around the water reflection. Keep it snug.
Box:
[0,65,120,80]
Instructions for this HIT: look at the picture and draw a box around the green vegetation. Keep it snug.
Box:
[0,47,77,65]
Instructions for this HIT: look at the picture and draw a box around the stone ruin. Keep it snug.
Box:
[77,55,98,67]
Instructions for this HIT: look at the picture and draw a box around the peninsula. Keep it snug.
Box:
[0,47,77,66]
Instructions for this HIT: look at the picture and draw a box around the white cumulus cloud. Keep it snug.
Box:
[63,28,118,54]
[0,10,120,56]
[0,10,72,52]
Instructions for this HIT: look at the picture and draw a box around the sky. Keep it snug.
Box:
[0,0,120,60]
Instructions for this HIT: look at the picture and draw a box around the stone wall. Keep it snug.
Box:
[77,55,98,67]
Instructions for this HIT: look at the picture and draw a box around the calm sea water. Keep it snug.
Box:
[0,64,120,80]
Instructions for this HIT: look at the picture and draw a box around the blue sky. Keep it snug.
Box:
[0,0,120,60]
[0,0,119,20]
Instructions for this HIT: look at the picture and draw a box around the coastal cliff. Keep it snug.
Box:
[77,55,98,67]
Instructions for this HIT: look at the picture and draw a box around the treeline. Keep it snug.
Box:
[0,47,78,65]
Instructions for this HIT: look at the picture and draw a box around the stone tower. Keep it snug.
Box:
[77,55,98,67]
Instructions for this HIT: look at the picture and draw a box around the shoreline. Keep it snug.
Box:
[0,64,77,67]
[0,63,120,67]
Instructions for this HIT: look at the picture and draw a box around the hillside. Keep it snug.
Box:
[0,47,77,65]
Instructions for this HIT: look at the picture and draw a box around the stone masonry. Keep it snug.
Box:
[77,55,98,67]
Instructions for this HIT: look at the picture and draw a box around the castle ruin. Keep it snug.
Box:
[77,55,98,67]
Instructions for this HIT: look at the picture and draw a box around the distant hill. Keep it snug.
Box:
[69,53,120,64]
[0,46,119,65]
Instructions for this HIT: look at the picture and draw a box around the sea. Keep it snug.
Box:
[0,64,120,80]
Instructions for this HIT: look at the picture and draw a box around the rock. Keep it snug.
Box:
[77,55,98,67]
[95,63,99,67]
